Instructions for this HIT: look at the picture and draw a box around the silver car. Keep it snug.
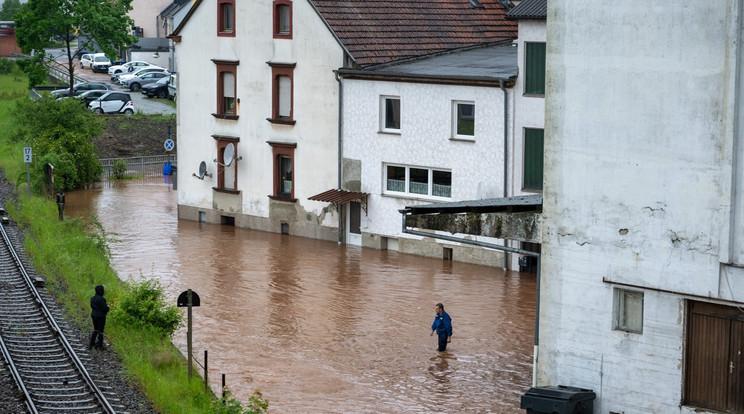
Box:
[125,71,170,92]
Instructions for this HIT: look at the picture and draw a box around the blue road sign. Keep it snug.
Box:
[164,138,175,152]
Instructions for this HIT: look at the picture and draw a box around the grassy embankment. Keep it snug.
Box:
[0,70,216,413]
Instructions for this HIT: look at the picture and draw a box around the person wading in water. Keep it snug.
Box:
[430,303,453,352]
[89,285,110,350]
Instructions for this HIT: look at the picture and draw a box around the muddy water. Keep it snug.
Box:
[67,180,536,413]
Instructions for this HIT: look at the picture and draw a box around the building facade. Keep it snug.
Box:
[0,21,20,57]
[129,0,172,38]
[539,1,744,413]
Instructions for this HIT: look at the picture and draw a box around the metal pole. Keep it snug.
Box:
[204,350,208,392]
[532,255,541,387]
[25,164,30,193]
[187,289,193,379]
[221,373,226,403]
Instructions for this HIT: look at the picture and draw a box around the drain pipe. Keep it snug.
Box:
[500,79,510,270]
[729,0,743,260]
[335,70,345,244]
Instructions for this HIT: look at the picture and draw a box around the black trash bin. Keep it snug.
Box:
[520,385,595,414]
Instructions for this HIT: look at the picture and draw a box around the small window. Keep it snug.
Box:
[218,0,235,36]
[215,139,239,192]
[452,101,475,138]
[269,64,295,123]
[523,128,544,191]
[279,156,293,196]
[380,96,401,132]
[273,0,292,39]
[269,142,296,200]
[432,170,452,198]
[384,164,452,199]
[278,76,291,117]
[214,61,238,118]
[409,168,429,195]
[386,165,406,192]
[525,42,546,95]
[222,72,236,115]
[613,288,643,334]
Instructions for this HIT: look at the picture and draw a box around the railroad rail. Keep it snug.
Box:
[0,213,119,413]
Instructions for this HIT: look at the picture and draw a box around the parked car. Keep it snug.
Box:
[168,74,177,100]
[108,60,155,77]
[142,76,170,98]
[51,82,111,98]
[126,71,169,92]
[91,55,112,73]
[80,52,105,69]
[116,67,166,85]
[88,92,134,115]
[77,90,110,105]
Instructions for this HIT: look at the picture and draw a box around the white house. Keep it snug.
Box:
[539,1,744,413]
[338,45,518,267]
[171,0,518,241]
[129,0,172,38]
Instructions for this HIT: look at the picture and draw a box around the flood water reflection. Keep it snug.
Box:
[67,180,536,413]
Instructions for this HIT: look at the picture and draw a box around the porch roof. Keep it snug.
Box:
[404,194,542,215]
[309,189,369,204]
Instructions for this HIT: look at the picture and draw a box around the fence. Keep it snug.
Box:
[100,155,177,181]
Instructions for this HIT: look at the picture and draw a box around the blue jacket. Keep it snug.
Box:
[432,311,452,337]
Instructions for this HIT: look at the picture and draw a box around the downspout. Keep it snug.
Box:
[729,0,743,261]
[335,70,345,244]
[501,79,510,270]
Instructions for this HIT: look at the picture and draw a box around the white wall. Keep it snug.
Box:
[343,78,508,238]
[540,1,742,413]
[130,51,169,69]
[175,0,343,226]
[130,0,171,37]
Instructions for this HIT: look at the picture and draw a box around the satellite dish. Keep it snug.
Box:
[198,161,207,179]
[223,143,235,167]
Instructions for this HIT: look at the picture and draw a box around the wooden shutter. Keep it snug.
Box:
[523,128,544,190]
[730,321,744,412]
[525,42,546,95]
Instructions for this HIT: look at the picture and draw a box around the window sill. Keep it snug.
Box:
[273,33,292,40]
[212,113,239,120]
[381,192,452,203]
[268,195,296,203]
[213,187,241,195]
[378,130,401,136]
[521,187,543,193]
[449,136,475,142]
[217,31,236,37]
[522,93,545,98]
[267,117,296,125]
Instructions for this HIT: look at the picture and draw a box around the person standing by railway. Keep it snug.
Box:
[430,303,453,352]
[89,285,109,350]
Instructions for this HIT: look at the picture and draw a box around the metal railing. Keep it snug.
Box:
[100,155,177,180]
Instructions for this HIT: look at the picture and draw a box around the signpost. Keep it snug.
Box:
[177,289,200,378]
[23,147,32,193]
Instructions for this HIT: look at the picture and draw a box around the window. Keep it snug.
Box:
[452,101,475,138]
[380,96,401,133]
[384,164,451,199]
[273,0,292,39]
[612,288,643,334]
[213,60,238,118]
[685,301,744,413]
[523,128,544,191]
[218,0,235,36]
[525,42,546,95]
[214,138,239,192]
[269,142,296,200]
[269,63,295,124]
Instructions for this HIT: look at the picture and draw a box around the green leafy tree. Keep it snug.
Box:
[0,0,22,20]
[15,0,135,95]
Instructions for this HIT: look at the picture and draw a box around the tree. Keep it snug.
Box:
[15,0,135,95]
[0,0,22,20]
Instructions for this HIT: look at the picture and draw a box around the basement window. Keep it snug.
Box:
[613,288,643,334]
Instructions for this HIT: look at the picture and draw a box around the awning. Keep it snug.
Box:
[309,189,369,213]
[404,194,542,215]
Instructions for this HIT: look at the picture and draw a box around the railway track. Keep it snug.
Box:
[0,212,123,413]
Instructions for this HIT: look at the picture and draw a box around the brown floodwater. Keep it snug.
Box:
[66,180,536,413]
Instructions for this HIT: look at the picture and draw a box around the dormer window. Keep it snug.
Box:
[218,0,235,37]
[273,0,293,39]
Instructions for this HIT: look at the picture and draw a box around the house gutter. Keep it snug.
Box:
[335,70,344,244]
[500,79,510,270]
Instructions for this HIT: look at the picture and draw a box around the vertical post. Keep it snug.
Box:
[187,289,193,379]
[204,350,208,392]
[221,373,226,403]
[25,163,30,194]
[141,157,145,180]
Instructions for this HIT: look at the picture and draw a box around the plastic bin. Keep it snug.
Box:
[520,385,595,414]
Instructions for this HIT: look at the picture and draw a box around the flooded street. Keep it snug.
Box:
[67,180,536,413]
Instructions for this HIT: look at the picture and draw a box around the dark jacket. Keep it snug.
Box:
[432,311,453,337]
[90,285,110,318]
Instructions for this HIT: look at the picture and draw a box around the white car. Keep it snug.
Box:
[108,60,154,77]
[88,92,135,115]
[80,52,106,69]
[91,55,112,73]
[117,67,167,85]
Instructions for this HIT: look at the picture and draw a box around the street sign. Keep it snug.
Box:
[177,290,201,307]
[164,138,175,152]
[23,147,32,164]
[176,289,200,379]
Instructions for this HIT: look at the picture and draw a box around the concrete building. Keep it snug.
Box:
[129,0,172,38]
[170,0,516,241]
[539,1,744,413]
[338,45,518,266]
[159,0,192,72]
[0,21,20,57]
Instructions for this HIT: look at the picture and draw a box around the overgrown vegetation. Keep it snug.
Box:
[112,159,127,179]
[211,390,269,414]
[15,55,48,87]
[0,68,267,413]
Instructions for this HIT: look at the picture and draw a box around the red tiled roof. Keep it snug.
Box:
[310,0,517,67]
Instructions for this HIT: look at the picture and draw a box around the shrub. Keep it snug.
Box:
[111,279,182,337]
[112,159,127,179]
[210,390,268,414]
[15,56,47,87]
[0,58,14,74]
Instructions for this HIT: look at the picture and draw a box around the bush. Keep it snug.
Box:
[111,279,182,337]
[112,159,127,179]
[210,390,268,414]
[0,58,14,74]
[15,55,47,87]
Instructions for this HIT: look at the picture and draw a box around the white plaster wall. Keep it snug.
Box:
[540,1,741,413]
[343,78,508,239]
[511,20,546,197]
[130,51,169,69]
[175,0,343,226]
[130,0,171,38]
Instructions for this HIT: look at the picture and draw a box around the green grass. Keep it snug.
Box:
[0,71,218,413]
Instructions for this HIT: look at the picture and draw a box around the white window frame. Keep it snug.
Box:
[382,163,452,200]
[379,95,401,134]
[451,100,476,140]
[613,288,644,334]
